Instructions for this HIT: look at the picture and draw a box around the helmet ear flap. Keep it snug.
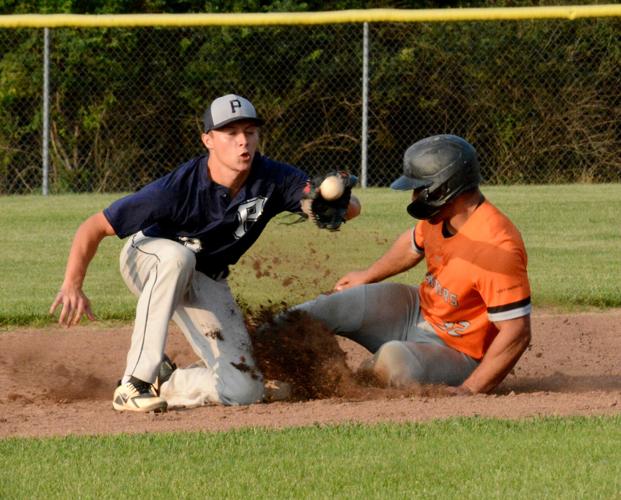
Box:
[431,170,480,207]
[407,198,441,220]
[427,181,451,205]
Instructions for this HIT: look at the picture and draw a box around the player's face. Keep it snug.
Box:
[202,121,260,174]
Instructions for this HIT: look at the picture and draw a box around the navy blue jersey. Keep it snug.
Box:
[103,153,308,277]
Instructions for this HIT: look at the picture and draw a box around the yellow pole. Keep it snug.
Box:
[1,5,621,28]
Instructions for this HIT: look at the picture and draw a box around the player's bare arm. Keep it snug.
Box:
[455,315,532,394]
[50,211,116,327]
[335,228,423,291]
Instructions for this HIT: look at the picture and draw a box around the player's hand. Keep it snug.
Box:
[444,384,474,396]
[334,270,372,292]
[49,286,96,327]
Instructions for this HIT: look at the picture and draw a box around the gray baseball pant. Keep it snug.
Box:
[119,232,264,408]
[292,282,479,387]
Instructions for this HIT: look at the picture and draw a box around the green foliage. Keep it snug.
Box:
[0,4,619,193]
[0,417,620,498]
[0,0,481,14]
[368,18,621,185]
[0,28,42,192]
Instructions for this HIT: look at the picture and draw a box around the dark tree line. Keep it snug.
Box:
[1,1,619,192]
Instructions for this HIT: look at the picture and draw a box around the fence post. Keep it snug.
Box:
[42,27,50,196]
[361,22,369,188]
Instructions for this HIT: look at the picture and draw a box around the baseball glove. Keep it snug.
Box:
[302,170,358,231]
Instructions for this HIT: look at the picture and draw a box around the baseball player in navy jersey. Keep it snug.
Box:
[50,94,361,412]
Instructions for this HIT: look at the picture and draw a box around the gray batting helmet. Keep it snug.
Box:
[390,134,481,220]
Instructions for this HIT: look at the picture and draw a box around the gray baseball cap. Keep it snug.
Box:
[203,94,264,132]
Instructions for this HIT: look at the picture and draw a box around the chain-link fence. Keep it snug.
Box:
[1,16,620,194]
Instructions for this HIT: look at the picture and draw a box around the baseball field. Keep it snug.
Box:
[1,185,620,496]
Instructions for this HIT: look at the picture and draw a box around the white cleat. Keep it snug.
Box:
[112,377,167,413]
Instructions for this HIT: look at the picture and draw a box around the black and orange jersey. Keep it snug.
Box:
[413,200,531,360]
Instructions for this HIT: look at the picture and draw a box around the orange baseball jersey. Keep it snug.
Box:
[412,200,531,360]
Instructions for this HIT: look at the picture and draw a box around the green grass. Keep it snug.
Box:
[1,190,620,497]
[1,184,620,326]
[0,417,619,498]
[483,184,621,309]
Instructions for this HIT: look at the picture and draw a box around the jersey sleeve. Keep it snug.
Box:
[412,223,425,255]
[476,242,532,322]
[103,178,176,238]
[269,161,310,213]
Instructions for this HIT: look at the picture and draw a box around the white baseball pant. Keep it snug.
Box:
[119,232,264,408]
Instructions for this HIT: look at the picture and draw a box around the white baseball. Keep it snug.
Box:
[319,175,345,200]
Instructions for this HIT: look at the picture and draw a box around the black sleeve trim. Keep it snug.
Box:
[487,296,531,314]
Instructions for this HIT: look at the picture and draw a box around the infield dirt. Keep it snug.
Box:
[0,309,619,438]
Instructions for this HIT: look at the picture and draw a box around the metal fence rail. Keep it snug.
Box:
[0,7,619,194]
